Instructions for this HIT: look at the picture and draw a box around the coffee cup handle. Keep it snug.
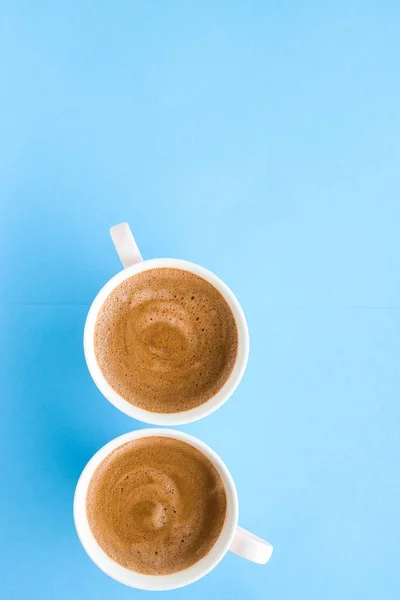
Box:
[110,223,143,268]
[229,526,273,564]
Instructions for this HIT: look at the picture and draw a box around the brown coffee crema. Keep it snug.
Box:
[86,437,227,575]
[94,268,238,413]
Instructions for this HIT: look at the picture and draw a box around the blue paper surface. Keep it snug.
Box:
[1,2,399,598]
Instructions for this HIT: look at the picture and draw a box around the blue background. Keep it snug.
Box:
[1,1,399,598]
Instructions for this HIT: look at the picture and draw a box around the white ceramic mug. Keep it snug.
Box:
[84,223,249,426]
[74,428,273,591]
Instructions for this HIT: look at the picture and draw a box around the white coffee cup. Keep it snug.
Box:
[84,223,249,426]
[74,428,273,591]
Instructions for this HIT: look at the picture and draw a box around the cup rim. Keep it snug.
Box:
[73,428,239,591]
[83,258,249,425]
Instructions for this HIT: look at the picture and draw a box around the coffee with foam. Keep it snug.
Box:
[86,436,227,575]
[94,268,238,413]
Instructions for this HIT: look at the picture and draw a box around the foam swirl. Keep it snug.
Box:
[86,437,227,575]
[94,268,238,412]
